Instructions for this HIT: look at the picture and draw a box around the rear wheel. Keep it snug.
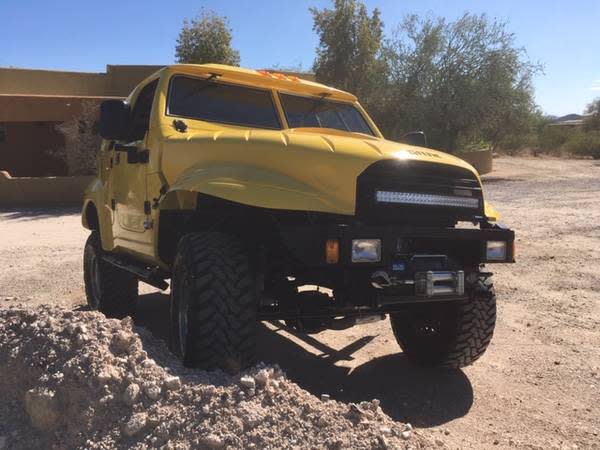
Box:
[169,232,257,373]
[83,231,138,318]
[390,275,496,368]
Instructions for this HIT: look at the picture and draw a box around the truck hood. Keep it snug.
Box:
[160,126,496,219]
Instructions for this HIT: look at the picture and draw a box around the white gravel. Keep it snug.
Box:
[0,305,440,449]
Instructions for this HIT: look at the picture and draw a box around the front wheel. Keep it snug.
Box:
[390,275,496,368]
[169,232,257,373]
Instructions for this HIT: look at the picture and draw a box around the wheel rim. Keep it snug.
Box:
[89,253,101,309]
[178,285,189,356]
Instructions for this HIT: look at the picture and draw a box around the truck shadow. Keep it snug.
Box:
[134,291,473,427]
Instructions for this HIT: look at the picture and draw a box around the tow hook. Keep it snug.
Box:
[371,270,415,290]
[371,270,393,289]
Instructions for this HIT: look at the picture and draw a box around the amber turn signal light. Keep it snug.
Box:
[325,239,340,264]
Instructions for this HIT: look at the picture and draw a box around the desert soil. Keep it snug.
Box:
[0,156,599,449]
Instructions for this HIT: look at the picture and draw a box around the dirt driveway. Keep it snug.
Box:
[1,157,599,450]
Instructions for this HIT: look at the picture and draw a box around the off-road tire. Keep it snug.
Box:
[169,232,257,373]
[390,276,496,368]
[83,231,138,318]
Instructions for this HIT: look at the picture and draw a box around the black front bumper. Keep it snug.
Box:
[279,223,515,268]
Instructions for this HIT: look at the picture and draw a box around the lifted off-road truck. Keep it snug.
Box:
[82,64,515,373]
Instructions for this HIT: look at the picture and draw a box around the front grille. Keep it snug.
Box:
[356,159,484,225]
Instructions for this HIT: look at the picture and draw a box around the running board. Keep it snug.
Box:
[101,254,169,290]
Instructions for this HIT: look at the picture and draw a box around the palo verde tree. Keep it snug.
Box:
[383,13,541,152]
[175,9,240,66]
[310,0,387,116]
[311,1,541,153]
[583,98,600,131]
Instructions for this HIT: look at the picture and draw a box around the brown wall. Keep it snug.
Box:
[0,65,163,177]
[0,171,93,206]
[0,95,109,122]
[0,65,163,97]
[0,122,67,176]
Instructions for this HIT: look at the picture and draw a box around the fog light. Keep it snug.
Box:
[486,241,507,261]
[351,239,381,263]
[325,239,340,264]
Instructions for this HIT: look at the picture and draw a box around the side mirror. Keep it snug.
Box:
[402,131,427,147]
[100,100,130,140]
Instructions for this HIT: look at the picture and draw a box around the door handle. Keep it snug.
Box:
[126,148,149,164]
[113,143,148,164]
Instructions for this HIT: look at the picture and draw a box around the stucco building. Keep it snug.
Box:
[0,65,163,176]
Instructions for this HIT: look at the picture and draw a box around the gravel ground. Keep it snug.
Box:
[0,306,432,450]
[1,156,599,449]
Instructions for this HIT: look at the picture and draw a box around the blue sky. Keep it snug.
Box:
[1,0,598,116]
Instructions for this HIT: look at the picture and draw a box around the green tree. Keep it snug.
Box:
[175,9,240,66]
[310,2,541,153]
[583,98,600,131]
[383,13,541,152]
[52,101,101,175]
[310,0,387,111]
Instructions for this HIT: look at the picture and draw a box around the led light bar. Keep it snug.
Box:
[375,190,480,209]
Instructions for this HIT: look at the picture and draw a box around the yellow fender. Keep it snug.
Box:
[81,178,115,250]
[160,163,355,215]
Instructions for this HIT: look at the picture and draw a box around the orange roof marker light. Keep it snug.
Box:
[258,70,300,82]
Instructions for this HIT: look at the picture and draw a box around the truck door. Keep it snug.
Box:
[109,79,158,257]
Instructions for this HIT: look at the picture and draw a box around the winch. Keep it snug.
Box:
[370,254,465,298]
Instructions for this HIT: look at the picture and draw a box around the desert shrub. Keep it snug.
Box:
[53,101,101,175]
[536,125,573,154]
[563,131,600,159]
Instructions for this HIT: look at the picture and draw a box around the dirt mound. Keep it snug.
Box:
[0,305,442,449]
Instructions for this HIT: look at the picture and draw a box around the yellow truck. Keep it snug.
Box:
[82,64,515,373]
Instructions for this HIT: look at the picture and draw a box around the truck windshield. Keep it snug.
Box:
[280,93,374,136]
[168,76,282,129]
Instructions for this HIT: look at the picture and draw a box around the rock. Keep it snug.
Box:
[202,404,210,414]
[144,383,161,401]
[240,376,256,390]
[164,375,181,391]
[111,331,132,354]
[122,412,147,437]
[318,415,328,427]
[401,430,412,440]
[435,438,445,447]
[97,366,121,384]
[201,434,224,448]
[379,426,391,436]
[254,369,270,387]
[122,383,140,405]
[24,388,60,432]
[321,394,330,402]
[404,423,413,431]
[377,434,389,449]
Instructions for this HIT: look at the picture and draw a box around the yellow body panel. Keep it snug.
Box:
[83,64,499,267]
